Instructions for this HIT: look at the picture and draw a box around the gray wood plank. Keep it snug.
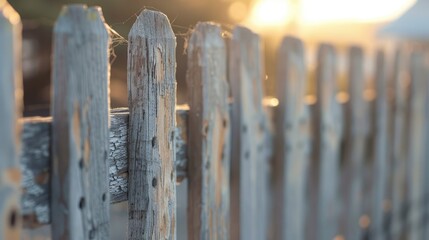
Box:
[315,44,343,240]
[273,36,311,240]
[228,26,271,240]
[127,10,176,239]
[50,5,110,239]
[406,52,427,240]
[186,22,231,240]
[0,1,23,239]
[371,50,391,240]
[390,48,410,240]
[342,46,367,240]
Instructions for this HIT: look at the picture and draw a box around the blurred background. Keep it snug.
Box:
[10,0,418,116]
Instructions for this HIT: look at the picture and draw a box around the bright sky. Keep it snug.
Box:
[246,0,416,27]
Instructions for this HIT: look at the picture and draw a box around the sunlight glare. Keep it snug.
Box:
[248,0,290,27]
[246,0,417,28]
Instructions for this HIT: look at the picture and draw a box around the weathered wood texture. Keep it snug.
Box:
[0,1,22,239]
[127,10,176,239]
[228,26,271,240]
[315,44,343,240]
[390,49,410,240]
[50,5,110,239]
[273,36,311,240]
[371,50,391,239]
[407,52,427,240]
[20,108,188,227]
[186,22,231,240]
[341,46,367,240]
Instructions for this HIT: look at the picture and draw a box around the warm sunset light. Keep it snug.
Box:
[246,0,416,28]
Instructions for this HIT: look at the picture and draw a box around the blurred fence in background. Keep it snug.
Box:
[1,1,428,240]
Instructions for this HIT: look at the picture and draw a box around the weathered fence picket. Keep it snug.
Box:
[127,10,177,239]
[371,50,391,240]
[186,22,231,239]
[0,1,22,239]
[390,48,410,240]
[407,52,427,240]
[342,46,367,240]
[228,26,271,240]
[315,44,343,240]
[273,36,311,240]
[50,5,110,239]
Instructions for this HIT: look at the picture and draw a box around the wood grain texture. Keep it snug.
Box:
[50,5,110,239]
[390,49,410,240]
[186,22,231,240]
[20,108,188,227]
[406,52,427,240]
[371,50,391,240]
[228,26,271,240]
[315,44,343,240]
[273,36,311,240]
[0,1,22,239]
[341,46,367,240]
[127,10,176,239]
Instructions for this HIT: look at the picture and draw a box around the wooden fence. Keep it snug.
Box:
[1,2,429,240]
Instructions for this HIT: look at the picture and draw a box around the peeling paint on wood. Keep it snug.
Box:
[0,1,22,239]
[50,5,110,239]
[186,22,231,240]
[127,10,176,240]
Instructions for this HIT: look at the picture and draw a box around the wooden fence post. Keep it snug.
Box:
[390,48,410,240]
[315,44,343,240]
[407,52,427,240]
[228,26,271,240]
[186,22,230,240]
[51,5,111,239]
[273,36,311,240]
[342,46,367,240]
[127,10,176,239]
[0,1,22,239]
[372,50,391,240]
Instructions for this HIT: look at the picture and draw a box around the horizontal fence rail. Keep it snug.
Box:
[2,1,429,240]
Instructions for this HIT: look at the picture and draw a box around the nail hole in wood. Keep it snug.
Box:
[9,209,17,227]
[242,124,247,133]
[152,137,156,148]
[244,151,250,159]
[102,193,107,202]
[79,158,84,169]
[79,197,85,209]
[152,178,157,187]
[223,119,227,128]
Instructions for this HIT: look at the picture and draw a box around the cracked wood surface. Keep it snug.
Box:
[20,108,188,227]
[127,10,176,240]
